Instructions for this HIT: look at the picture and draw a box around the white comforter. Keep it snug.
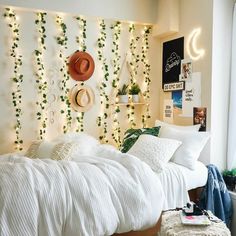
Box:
[0,152,164,236]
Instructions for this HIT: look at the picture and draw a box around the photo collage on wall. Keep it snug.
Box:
[162,37,206,130]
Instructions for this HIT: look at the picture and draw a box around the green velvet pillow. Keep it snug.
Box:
[120,126,161,153]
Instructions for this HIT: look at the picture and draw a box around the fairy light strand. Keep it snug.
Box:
[55,15,72,133]
[97,19,109,143]
[110,21,122,146]
[34,12,48,140]
[3,8,24,151]
[141,26,152,127]
[75,16,87,132]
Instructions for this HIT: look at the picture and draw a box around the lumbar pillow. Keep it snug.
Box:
[159,126,210,170]
[120,126,160,153]
[127,134,182,173]
[155,119,201,133]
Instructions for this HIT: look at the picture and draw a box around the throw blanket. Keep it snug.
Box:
[199,164,233,227]
[0,153,164,236]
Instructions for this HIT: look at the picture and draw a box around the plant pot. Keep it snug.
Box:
[132,94,139,103]
[118,95,129,103]
[223,175,236,191]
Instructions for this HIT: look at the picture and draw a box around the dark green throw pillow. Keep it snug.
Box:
[120,126,161,153]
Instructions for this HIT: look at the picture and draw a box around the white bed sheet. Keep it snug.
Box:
[166,161,208,190]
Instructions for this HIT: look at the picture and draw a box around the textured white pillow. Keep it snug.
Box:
[25,140,80,160]
[155,120,201,133]
[159,126,210,170]
[54,132,99,157]
[127,134,182,173]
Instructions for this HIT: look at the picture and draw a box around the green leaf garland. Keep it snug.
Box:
[74,16,87,132]
[34,12,48,140]
[3,8,24,151]
[55,15,72,133]
[110,21,122,146]
[96,19,109,143]
[141,26,152,127]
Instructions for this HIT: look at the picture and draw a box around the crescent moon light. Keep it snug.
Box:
[187,28,205,61]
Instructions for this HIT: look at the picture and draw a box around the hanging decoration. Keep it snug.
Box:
[141,26,152,127]
[74,16,87,132]
[34,12,48,140]
[55,15,72,133]
[96,19,109,143]
[127,23,140,128]
[3,8,24,151]
[110,21,122,146]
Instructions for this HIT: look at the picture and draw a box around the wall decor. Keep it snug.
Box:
[172,90,182,115]
[127,23,140,128]
[162,37,184,89]
[163,81,185,92]
[0,6,155,153]
[187,28,205,61]
[180,72,201,117]
[163,99,173,123]
[3,8,23,151]
[193,107,207,131]
[55,15,72,133]
[110,21,122,146]
[74,16,87,132]
[179,59,192,81]
[96,19,109,143]
[141,26,152,127]
[34,12,48,140]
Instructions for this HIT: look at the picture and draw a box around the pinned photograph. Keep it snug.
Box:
[193,107,207,131]
[180,59,192,81]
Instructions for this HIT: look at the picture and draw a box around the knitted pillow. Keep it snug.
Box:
[120,126,160,153]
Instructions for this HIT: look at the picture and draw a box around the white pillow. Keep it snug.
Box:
[159,126,210,170]
[127,134,182,173]
[155,120,201,133]
[54,132,99,157]
[25,140,80,160]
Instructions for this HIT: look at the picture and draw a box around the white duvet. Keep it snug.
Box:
[0,151,164,236]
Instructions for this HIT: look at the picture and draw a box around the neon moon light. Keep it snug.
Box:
[187,28,205,60]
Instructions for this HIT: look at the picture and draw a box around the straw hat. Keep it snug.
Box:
[68,51,95,81]
[69,84,95,112]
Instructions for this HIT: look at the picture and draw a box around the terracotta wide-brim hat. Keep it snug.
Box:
[69,84,95,112]
[68,51,95,81]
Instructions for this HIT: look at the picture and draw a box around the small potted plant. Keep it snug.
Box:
[129,83,141,103]
[117,84,129,103]
[223,168,236,191]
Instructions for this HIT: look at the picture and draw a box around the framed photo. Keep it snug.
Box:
[193,107,207,131]
[162,37,184,89]
[179,59,192,81]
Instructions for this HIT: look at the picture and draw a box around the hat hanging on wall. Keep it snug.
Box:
[68,51,95,81]
[69,84,95,112]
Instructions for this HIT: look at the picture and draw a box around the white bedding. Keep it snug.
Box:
[0,152,164,236]
[157,161,207,210]
[172,161,208,190]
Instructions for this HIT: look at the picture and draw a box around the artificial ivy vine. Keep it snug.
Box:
[141,26,152,127]
[127,24,140,128]
[3,8,24,151]
[96,19,109,143]
[34,12,47,140]
[110,21,122,146]
[75,16,87,132]
[55,15,72,133]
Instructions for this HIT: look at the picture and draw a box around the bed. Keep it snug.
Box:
[0,130,209,236]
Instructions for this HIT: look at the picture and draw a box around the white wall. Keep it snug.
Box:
[0,0,157,24]
[211,0,234,170]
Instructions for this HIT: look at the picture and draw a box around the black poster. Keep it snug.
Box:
[162,37,184,88]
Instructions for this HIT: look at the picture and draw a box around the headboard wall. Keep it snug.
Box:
[0,6,160,153]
